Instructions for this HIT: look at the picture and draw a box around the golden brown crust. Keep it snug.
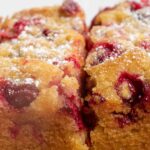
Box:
[13,3,84,19]
[11,2,85,34]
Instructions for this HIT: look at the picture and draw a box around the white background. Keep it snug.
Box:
[0,0,124,24]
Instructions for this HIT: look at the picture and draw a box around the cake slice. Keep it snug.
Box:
[0,57,88,150]
[0,0,88,149]
[85,1,150,150]
[91,0,149,27]
[86,48,150,150]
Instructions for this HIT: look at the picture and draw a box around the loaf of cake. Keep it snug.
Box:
[0,0,88,149]
[85,1,150,149]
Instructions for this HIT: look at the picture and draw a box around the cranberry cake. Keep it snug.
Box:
[0,0,89,149]
[0,57,88,150]
[85,1,150,150]
[91,0,150,27]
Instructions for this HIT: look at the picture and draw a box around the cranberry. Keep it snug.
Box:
[60,0,80,16]
[91,42,121,65]
[0,20,30,42]
[117,114,133,128]
[114,109,138,128]
[130,1,143,11]
[4,82,39,109]
[0,18,42,43]
[117,115,132,128]
[42,29,51,36]
[0,30,17,42]
[56,85,85,130]
[141,41,150,50]
[13,20,30,35]
[116,72,145,107]
[65,96,85,130]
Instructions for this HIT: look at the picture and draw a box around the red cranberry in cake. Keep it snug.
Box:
[115,72,145,107]
[4,81,39,109]
[89,42,122,66]
[116,72,150,113]
[0,30,16,42]
[60,0,80,16]
[13,20,30,35]
[0,20,29,42]
[117,115,131,128]
[130,1,143,11]
[13,18,42,34]
[42,29,51,37]
[115,109,138,128]
[140,41,150,50]
[0,18,43,43]
[65,97,84,130]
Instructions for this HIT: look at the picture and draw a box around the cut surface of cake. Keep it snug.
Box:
[85,1,150,150]
[0,57,87,150]
[0,0,150,149]
[0,0,88,149]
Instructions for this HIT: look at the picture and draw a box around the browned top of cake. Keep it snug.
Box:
[91,1,150,27]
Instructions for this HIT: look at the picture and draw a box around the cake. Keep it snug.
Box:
[0,0,150,149]
[0,0,88,149]
[85,1,150,150]
[91,0,150,27]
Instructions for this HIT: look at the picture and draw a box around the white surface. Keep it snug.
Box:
[0,0,123,24]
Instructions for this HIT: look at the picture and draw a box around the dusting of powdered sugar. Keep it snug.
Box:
[7,78,40,87]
